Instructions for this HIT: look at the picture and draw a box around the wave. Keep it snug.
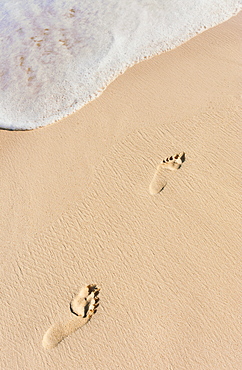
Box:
[0,0,241,130]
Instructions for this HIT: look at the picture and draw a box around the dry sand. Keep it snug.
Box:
[0,12,241,370]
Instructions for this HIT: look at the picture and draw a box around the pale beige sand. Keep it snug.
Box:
[0,13,241,370]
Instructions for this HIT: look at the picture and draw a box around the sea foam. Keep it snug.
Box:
[0,0,241,130]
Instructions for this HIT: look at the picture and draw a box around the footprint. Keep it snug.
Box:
[149,152,185,195]
[42,285,100,350]
[70,284,100,317]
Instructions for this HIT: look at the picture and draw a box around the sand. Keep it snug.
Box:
[0,12,241,370]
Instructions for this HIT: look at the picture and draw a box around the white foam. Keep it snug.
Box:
[0,0,241,130]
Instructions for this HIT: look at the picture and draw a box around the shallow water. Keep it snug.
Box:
[0,0,241,130]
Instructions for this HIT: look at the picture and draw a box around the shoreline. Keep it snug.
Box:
[1,6,241,130]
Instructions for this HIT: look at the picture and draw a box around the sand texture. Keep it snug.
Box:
[0,13,241,370]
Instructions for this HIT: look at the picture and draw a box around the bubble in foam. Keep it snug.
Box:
[0,0,241,130]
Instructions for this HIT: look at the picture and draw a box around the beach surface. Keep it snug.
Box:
[1,13,241,369]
